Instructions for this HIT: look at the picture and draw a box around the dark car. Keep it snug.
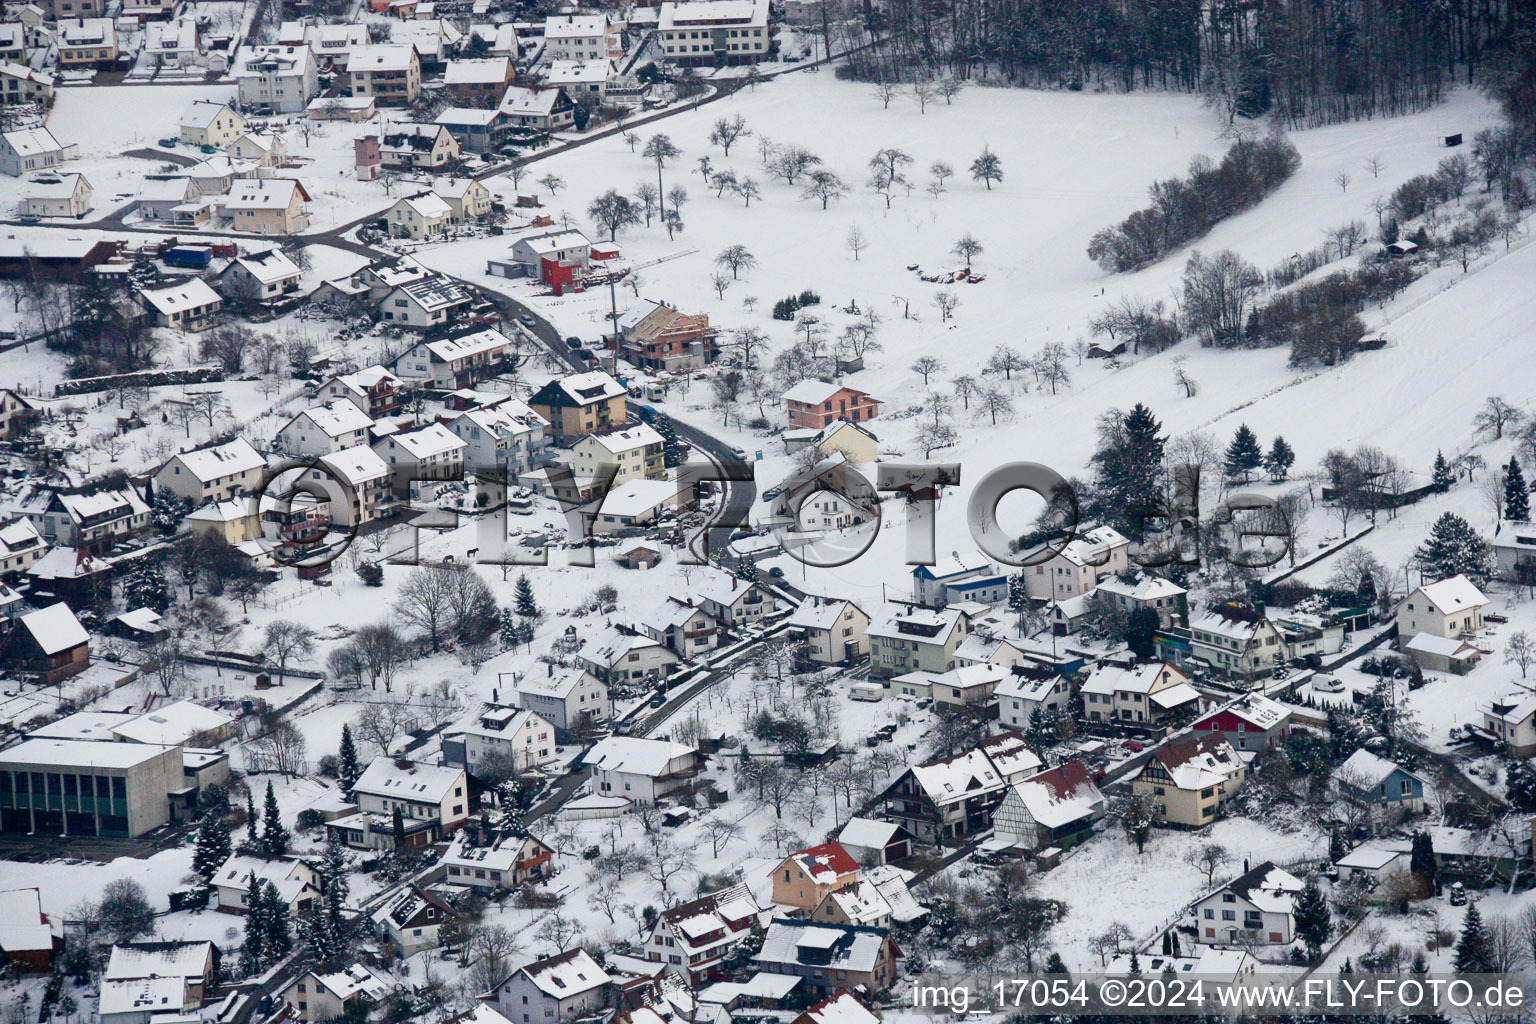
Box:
[768,566,785,579]
[649,693,667,708]
[566,337,582,348]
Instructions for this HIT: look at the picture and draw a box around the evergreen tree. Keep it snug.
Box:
[127,251,159,291]
[1127,951,1141,975]
[260,781,290,857]
[192,816,231,884]
[1453,903,1491,974]
[1414,512,1494,583]
[261,880,291,958]
[1007,572,1029,613]
[1505,457,1530,522]
[241,873,267,971]
[1263,436,1295,481]
[653,413,686,468]
[1026,706,1051,752]
[150,488,190,536]
[391,805,406,849]
[1294,882,1331,957]
[500,606,519,650]
[1507,757,1536,811]
[736,553,760,583]
[1091,403,1165,537]
[514,574,540,619]
[319,828,350,907]
[1124,606,1160,659]
[245,788,258,839]
[337,725,360,793]
[1328,827,1345,863]
[514,620,536,648]
[123,559,171,613]
[1410,952,1428,974]
[1410,830,1437,894]
[1224,423,1264,480]
[1432,450,1454,493]
[1044,952,1068,975]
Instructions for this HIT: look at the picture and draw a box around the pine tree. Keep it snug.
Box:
[1044,952,1068,975]
[123,559,171,613]
[1091,403,1165,536]
[242,873,267,969]
[1410,831,1437,894]
[192,816,231,884]
[392,805,406,850]
[128,251,159,291]
[1453,903,1491,973]
[500,606,519,650]
[1505,457,1530,522]
[1432,450,1454,493]
[1127,951,1141,975]
[653,413,686,468]
[1294,882,1331,957]
[1224,424,1264,481]
[1414,512,1494,583]
[320,828,350,907]
[245,788,258,839]
[1507,757,1536,810]
[260,781,290,857]
[736,553,760,583]
[337,726,360,793]
[1264,436,1295,481]
[1007,572,1029,612]
[262,880,291,958]
[1328,827,1346,863]
[514,574,540,619]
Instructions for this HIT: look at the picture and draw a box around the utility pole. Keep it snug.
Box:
[607,271,622,376]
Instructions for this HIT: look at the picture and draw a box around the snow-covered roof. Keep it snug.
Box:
[22,173,86,199]
[793,992,880,1024]
[168,437,264,483]
[1403,632,1480,658]
[18,602,88,655]
[499,85,563,117]
[909,748,1002,804]
[235,43,313,76]
[1148,733,1243,790]
[1148,681,1201,710]
[543,58,612,85]
[0,517,44,554]
[423,328,506,362]
[437,106,503,129]
[581,423,661,455]
[658,0,767,27]
[866,605,968,643]
[385,422,467,461]
[110,701,232,746]
[99,977,186,1017]
[784,841,859,883]
[186,497,257,523]
[105,941,213,981]
[224,178,305,211]
[1,127,65,158]
[111,608,165,634]
[0,889,52,954]
[787,596,862,631]
[978,730,1043,781]
[318,445,389,486]
[392,274,471,312]
[516,948,610,999]
[1414,574,1489,614]
[1217,861,1304,914]
[1080,660,1185,697]
[1203,693,1289,730]
[1095,572,1186,601]
[229,247,301,284]
[293,399,373,438]
[1336,844,1406,870]
[543,13,608,37]
[917,550,993,581]
[28,710,136,742]
[444,56,510,84]
[835,817,902,852]
[600,478,681,518]
[140,278,222,317]
[578,626,670,669]
[757,921,886,973]
[585,736,696,777]
[782,379,862,406]
[0,738,175,770]
[349,44,416,71]
[312,964,390,1002]
[1054,524,1130,568]
[352,757,464,803]
[1006,759,1104,829]
[1334,748,1421,788]
[443,831,550,873]
[450,400,542,439]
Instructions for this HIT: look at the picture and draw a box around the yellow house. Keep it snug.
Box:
[1132,732,1246,829]
[771,841,860,912]
[185,498,262,545]
[223,178,310,235]
[180,101,246,148]
[528,371,627,444]
[814,419,879,465]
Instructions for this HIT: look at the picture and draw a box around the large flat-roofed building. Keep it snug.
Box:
[657,0,770,66]
[0,739,186,837]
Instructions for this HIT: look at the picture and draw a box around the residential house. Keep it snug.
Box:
[12,487,148,555]
[498,86,574,134]
[305,446,391,527]
[137,278,222,331]
[1332,748,1426,820]
[570,424,664,493]
[2,603,89,684]
[0,127,74,176]
[396,329,506,388]
[585,736,702,806]
[1080,659,1200,727]
[217,248,302,305]
[1133,732,1247,829]
[0,517,47,574]
[1495,521,1536,584]
[1403,632,1485,674]
[372,423,467,496]
[787,597,869,664]
[320,365,403,418]
[617,300,721,370]
[380,123,459,171]
[910,551,1005,608]
[282,965,390,1023]
[1480,693,1536,756]
[0,27,25,65]
[490,949,611,1024]
[1191,693,1291,752]
[0,390,31,441]
[657,0,770,66]
[1093,573,1188,627]
[992,759,1106,852]
[276,399,373,457]
[543,58,614,98]
[1397,575,1488,639]
[0,889,54,973]
[880,747,1005,844]
[591,478,690,533]
[154,438,265,504]
[444,56,513,104]
[441,705,556,776]
[809,866,924,929]
[754,921,900,998]
[810,420,879,466]
[143,18,198,67]
[19,173,91,219]
[1192,861,1304,944]
[644,884,763,983]
[371,884,451,956]
[179,101,245,148]
[773,841,861,912]
[226,129,287,169]
[104,942,215,1007]
[791,993,883,1024]
[507,664,610,737]
[1021,525,1132,602]
[782,381,880,430]
[435,107,508,154]
[348,44,421,104]
[0,62,54,106]
[223,178,310,235]
[467,22,518,57]
[1160,607,1288,683]
[301,22,370,68]
[387,190,454,240]
[575,627,679,686]
[904,663,1008,709]
[212,854,320,914]
[994,666,1072,732]
[497,229,592,292]
[694,576,779,632]
[120,0,179,21]
[867,605,972,678]
[447,400,548,477]
[441,829,554,891]
[235,44,318,113]
[835,818,913,866]
[639,596,718,659]
[347,756,469,840]
[1335,844,1411,886]
[55,18,117,70]
[378,274,474,329]
[528,371,626,443]
[434,177,492,223]
[541,14,620,60]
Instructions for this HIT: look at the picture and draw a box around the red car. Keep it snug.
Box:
[1121,739,1144,753]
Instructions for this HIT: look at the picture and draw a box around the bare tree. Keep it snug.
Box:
[1365,154,1385,178]
[716,244,758,279]
[951,233,983,269]
[1506,631,1535,679]
[845,224,868,261]
[394,565,458,651]
[353,698,417,756]
[700,815,743,856]
[1474,396,1523,440]
[708,113,751,156]
[911,78,935,113]
[249,718,307,776]
[1184,843,1232,887]
[977,388,1016,425]
[1172,355,1199,397]
[264,620,315,683]
[1335,169,1352,192]
[932,289,958,322]
[873,81,897,109]
[910,355,945,385]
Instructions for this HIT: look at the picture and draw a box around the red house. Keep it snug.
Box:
[0,889,57,973]
[782,380,881,430]
[1191,693,1291,752]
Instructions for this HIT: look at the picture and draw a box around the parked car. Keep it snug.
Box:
[1121,739,1144,752]
[519,313,536,326]
[566,337,582,348]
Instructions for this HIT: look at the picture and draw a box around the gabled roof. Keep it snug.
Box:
[792,992,881,1024]
[228,247,301,284]
[783,841,859,883]
[1080,660,1186,697]
[105,941,213,981]
[352,756,464,803]
[349,44,417,71]
[908,748,1001,804]
[514,948,611,999]
[1216,861,1303,914]
[18,602,88,655]
[585,736,696,777]
[499,86,565,117]
[1334,748,1422,788]
[422,328,506,362]
[318,445,388,486]
[579,423,661,455]
[1414,574,1489,615]
[782,379,868,406]
[1200,693,1289,731]
[1095,572,1186,601]
[530,370,625,407]
[289,399,373,439]
[168,437,263,483]
[1146,732,1243,790]
[757,921,891,974]
[1,126,65,157]
[787,596,864,631]
[224,178,308,211]
[140,278,222,317]
[1006,759,1104,829]
[384,422,466,460]
[444,56,511,84]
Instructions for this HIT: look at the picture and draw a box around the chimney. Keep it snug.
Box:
[548,662,554,677]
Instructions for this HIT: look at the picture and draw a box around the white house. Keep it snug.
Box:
[441,831,554,891]
[386,190,453,240]
[488,949,611,1024]
[1022,524,1132,601]
[379,275,474,329]
[441,705,556,775]
[276,399,374,456]
[992,760,1105,852]
[281,965,390,1023]
[380,123,460,170]
[639,597,718,659]
[690,575,778,630]
[1482,693,1536,756]
[506,664,609,737]
[446,399,548,477]
[372,423,466,496]
[154,437,265,504]
[1093,572,1187,627]
[319,365,403,418]
[571,423,664,487]
[584,736,702,806]
[371,884,451,956]
[218,248,302,304]
[0,127,75,177]
[657,0,770,66]
[994,668,1073,731]
[540,13,619,60]
[574,627,678,685]
[305,446,392,527]
[1080,659,1201,726]
[138,278,223,331]
[432,177,492,223]
[395,328,507,387]
[19,173,91,219]
[348,756,469,840]
[644,884,763,983]
[1192,862,1305,944]
[212,854,319,914]
[1397,574,1488,640]
[786,596,869,664]
[143,18,198,67]
[234,44,317,113]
